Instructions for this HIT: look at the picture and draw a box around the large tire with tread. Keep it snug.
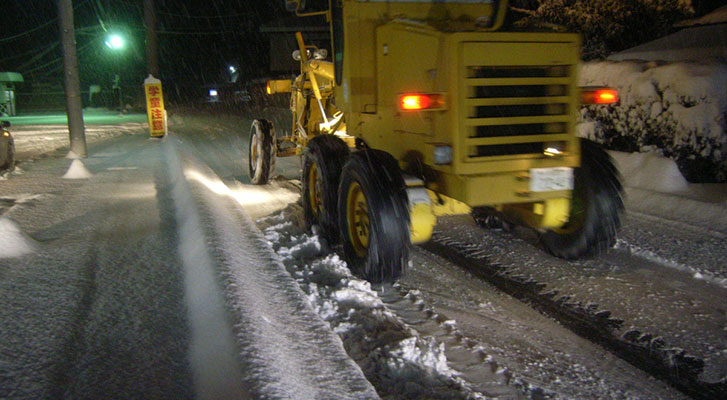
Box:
[539,139,624,259]
[302,134,349,243]
[337,150,410,283]
[248,119,276,184]
[0,138,14,173]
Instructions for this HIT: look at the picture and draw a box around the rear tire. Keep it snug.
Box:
[539,139,624,259]
[302,135,349,243]
[337,150,410,283]
[0,138,14,173]
[248,119,276,184]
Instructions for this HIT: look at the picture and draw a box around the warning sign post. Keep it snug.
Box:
[144,75,167,138]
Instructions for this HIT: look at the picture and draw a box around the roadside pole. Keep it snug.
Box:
[58,0,87,158]
[144,0,160,77]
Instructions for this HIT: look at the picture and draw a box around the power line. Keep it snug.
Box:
[1,41,60,62]
[109,0,254,19]
[157,9,254,19]
[17,42,61,71]
[156,29,242,35]
[22,40,95,75]
[0,19,57,43]
[0,0,92,43]
[92,0,109,32]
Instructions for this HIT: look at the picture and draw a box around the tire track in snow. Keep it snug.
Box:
[257,206,521,400]
[424,229,727,400]
[164,140,252,400]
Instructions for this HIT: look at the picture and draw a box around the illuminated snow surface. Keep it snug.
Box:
[61,159,93,180]
[1,110,725,399]
[0,217,36,258]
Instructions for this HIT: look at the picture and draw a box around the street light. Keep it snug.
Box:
[105,34,125,50]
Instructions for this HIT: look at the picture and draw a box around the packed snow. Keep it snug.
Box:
[9,123,147,162]
[2,110,725,399]
[0,217,36,258]
[61,159,93,179]
[165,137,380,399]
[256,210,502,399]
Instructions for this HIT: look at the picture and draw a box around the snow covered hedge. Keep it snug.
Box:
[577,60,727,182]
[511,0,691,59]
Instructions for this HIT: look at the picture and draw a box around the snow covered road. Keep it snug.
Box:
[2,112,726,399]
[1,128,377,399]
[1,134,194,398]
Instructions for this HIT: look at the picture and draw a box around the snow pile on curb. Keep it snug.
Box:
[258,210,489,400]
[578,60,727,181]
[0,217,36,258]
[164,138,379,400]
[11,123,146,163]
[61,160,93,179]
[607,150,727,230]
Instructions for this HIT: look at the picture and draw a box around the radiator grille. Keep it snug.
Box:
[463,65,573,160]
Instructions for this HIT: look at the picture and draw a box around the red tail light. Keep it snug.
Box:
[581,88,619,104]
[399,93,444,111]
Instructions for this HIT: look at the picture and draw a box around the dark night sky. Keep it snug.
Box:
[0,0,288,90]
[5,1,721,93]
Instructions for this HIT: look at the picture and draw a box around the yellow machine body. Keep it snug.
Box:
[277,0,585,236]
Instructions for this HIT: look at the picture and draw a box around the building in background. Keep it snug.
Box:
[0,72,24,116]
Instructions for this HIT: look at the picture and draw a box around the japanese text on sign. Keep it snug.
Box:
[144,75,166,137]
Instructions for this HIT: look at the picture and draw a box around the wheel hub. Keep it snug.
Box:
[346,181,370,257]
[552,189,585,234]
[308,162,323,218]
[250,134,259,166]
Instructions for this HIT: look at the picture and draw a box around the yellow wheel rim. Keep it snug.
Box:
[250,134,258,166]
[552,192,584,234]
[346,181,370,257]
[308,162,322,219]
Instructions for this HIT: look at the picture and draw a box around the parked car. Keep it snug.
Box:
[1,121,15,173]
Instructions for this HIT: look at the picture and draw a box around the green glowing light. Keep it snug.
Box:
[105,34,125,50]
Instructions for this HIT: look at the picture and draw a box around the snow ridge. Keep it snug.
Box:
[166,138,379,400]
[258,210,496,399]
[164,140,251,400]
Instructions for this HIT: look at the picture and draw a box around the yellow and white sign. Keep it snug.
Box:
[144,75,167,137]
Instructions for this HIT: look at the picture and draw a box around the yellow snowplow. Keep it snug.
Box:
[249,0,623,283]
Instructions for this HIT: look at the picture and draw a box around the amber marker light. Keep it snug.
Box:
[266,82,272,95]
[399,93,444,111]
[581,88,619,104]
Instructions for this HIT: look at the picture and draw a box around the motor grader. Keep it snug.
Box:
[248,0,623,283]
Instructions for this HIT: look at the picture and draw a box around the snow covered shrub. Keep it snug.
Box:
[578,60,727,182]
[512,0,692,59]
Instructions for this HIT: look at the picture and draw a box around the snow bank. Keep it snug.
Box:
[578,60,727,182]
[11,123,146,163]
[164,138,379,400]
[0,217,36,258]
[259,210,492,399]
[61,159,93,179]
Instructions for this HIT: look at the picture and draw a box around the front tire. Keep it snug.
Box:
[248,119,276,184]
[302,134,349,243]
[337,150,410,283]
[539,139,624,259]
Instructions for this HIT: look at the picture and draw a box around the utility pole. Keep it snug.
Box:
[58,0,87,158]
[144,0,160,77]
